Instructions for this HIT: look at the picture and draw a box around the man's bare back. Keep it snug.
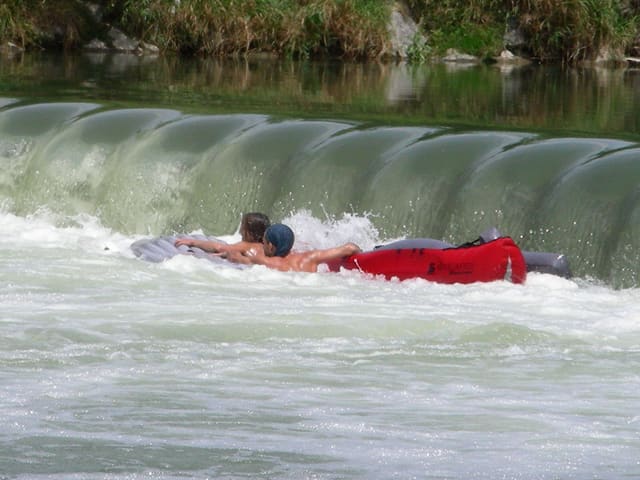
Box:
[224,223,361,272]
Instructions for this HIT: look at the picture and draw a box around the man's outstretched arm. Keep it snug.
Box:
[306,243,361,267]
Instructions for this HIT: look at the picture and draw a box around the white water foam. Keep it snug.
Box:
[2,208,640,479]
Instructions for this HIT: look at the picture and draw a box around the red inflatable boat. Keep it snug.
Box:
[325,237,527,284]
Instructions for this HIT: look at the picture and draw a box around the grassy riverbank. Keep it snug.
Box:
[408,0,639,62]
[1,0,639,63]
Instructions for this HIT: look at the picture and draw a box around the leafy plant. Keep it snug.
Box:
[406,31,430,63]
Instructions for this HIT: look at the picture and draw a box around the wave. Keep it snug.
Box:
[1,101,639,287]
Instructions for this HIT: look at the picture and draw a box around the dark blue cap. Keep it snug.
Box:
[265,224,294,257]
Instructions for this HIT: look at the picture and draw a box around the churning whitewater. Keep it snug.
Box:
[1,208,640,479]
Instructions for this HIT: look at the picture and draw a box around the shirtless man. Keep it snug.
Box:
[224,223,361,272]
[174,212,270,256]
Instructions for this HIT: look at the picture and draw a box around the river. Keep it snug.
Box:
[1,52,639,479]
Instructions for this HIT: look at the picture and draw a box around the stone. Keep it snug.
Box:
[387,1,426,58]
[140,42,160,55]
[442,48,479,63]
[495,49,530,65]
[108,27,140,52]
[593,45,625,65]
[84,38,108,51]
[0,42,24,56]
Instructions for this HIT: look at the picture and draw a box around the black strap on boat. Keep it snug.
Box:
[455,236,485,249]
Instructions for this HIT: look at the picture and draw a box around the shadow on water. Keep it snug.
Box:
[1,52,640,287]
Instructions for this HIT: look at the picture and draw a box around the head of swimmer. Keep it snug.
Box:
[263,224,295,257]
[239,212,271,243]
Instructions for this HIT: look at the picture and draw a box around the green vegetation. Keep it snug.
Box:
[407,0,639,62]
[523,0,638,62]
[0,0,99,50]
[0,0,390,59]
[407,0,505,60]
[1,0,639,63]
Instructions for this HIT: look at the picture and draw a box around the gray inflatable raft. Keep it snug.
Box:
[130,234,246,269]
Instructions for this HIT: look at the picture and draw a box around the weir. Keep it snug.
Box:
[1,101,639,287]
